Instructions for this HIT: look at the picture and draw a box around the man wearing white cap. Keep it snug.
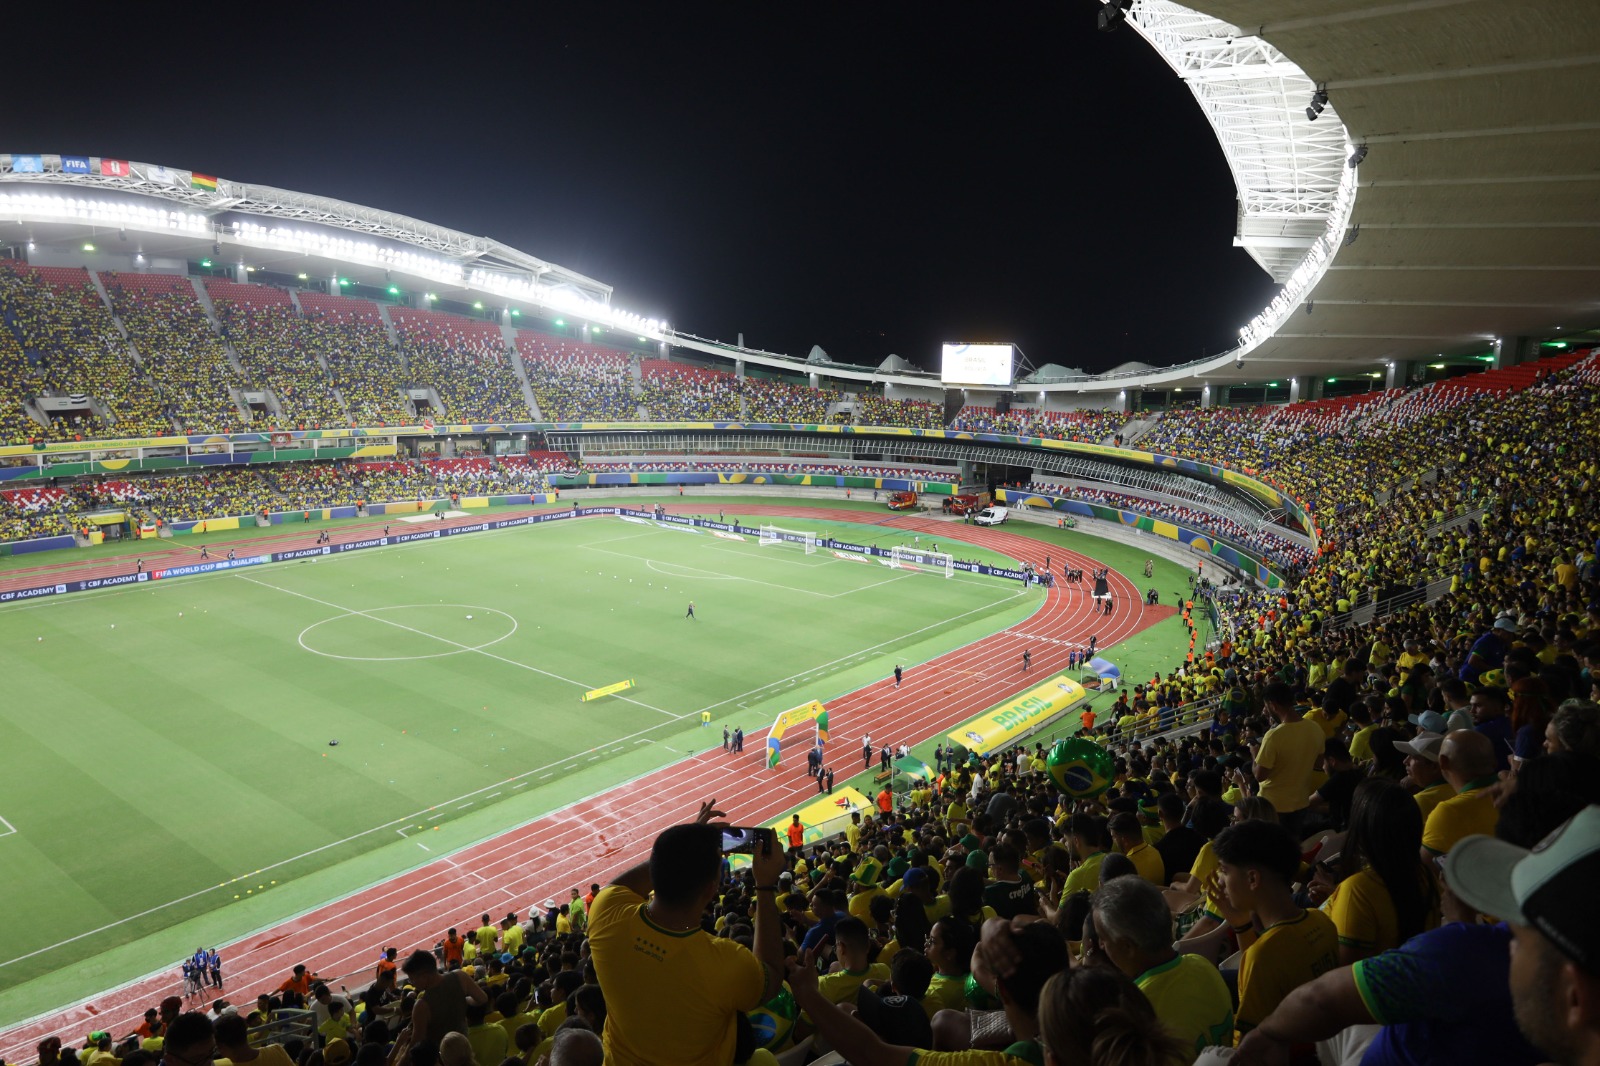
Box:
[1447,806,1600,1066]
[1392,731,1451,822]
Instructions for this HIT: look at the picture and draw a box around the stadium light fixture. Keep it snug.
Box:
[1430,363,1446,369]
[200,258,212,268]
[1097,0,1132,32]
[387,285,400,295]
[473,301,484,310]
[1306,89,1328,122]
[426,293,437,302]
[297,272,309,280]
[82,242,95,252]
[638,336,647,343]
[1327,377,1338,384]
[338,278,350,287]
[554,318,565,326]
[511,309,521,317]
[1368,372,1382,378]
[0,191,208,236]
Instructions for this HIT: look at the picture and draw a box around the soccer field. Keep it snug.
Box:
[0,513,1040,994]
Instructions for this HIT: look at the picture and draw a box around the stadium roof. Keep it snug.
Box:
[1110,0,1600,390]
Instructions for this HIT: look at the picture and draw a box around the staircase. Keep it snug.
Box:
[501,323,543,420]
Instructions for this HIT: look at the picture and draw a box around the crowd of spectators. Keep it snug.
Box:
[0,458,556,537]
[0,262,171,443]
[0,486,87,542]
[210,288,347,430]
[525,355,635,422]
[641,362,742,420]
[1024,481,1314,571]
[743,377,839,423]
[951,406,1126,444]
[852,394,946,429]
[103,273,247,434]
[298,293,414,426]
[393,311,528,423]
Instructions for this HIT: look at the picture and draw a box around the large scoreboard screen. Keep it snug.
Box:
[940,343,1014,387]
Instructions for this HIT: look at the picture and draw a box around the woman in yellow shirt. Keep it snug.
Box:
[1322,778,1439,965]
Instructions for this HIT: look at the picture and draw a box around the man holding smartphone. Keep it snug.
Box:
[590,798,788,1066]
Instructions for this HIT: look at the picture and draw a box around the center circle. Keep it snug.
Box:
[298,604,519,662]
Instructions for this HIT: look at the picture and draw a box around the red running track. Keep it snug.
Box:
[0,505,1172,1053]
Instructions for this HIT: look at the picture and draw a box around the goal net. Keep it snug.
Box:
[759,524,818,554]
[888,544,954,578]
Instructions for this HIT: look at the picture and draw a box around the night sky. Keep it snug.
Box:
[10,3,1279,376]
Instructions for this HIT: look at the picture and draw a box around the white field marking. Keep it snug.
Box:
[0,814,15,838]
[297,605,518,662]
[642,559,738,582]
[586,545,829,597]
[0,528,518,617]
[239,575,681,719]
[416,843,430,851]
[708,538,1014,592]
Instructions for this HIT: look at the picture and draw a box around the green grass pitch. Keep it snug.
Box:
[0,511,1041,998]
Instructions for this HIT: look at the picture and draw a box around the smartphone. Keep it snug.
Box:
[720,827,772,855]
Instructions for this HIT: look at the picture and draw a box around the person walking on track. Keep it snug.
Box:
[893,664,903,687]
[1022,648,1032,673]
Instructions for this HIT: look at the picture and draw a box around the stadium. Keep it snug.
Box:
[2,2,1599,1065]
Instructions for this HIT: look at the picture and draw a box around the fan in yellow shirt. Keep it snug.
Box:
[1421,732,1501,857]
[1205,819,1339,1038]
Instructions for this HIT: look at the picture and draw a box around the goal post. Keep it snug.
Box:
[759,524,818,554]
[888,544,954,578]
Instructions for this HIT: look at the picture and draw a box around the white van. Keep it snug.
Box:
[973,506,1009,526]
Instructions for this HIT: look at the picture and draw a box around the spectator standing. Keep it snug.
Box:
[588,799,787,1066]
[1252,681,1324,836]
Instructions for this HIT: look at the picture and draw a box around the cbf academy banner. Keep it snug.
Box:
[947,674,1087,755]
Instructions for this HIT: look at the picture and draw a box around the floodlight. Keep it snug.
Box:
[1097,0,1132,32]
[82,242,95,252]
[554,318,565,326]
[473,301,484,309]
[511,309,521,316]
[200,258,212,268]
[1347,144,1368,168]
[297,272,309,280]
[387,285,400,295]
[1306,89,1328,122]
